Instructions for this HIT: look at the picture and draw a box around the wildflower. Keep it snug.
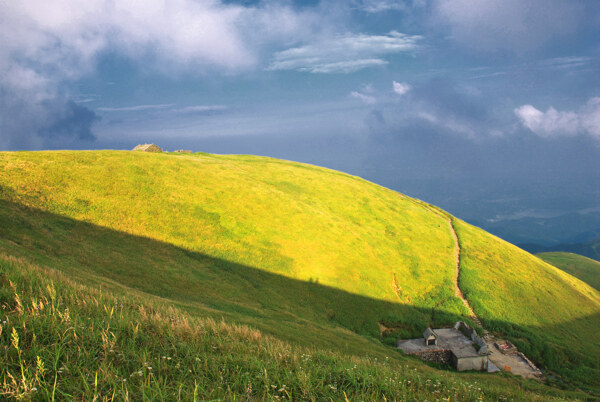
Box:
[31,387,38,392]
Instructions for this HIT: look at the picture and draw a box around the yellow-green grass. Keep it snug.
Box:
[537,252,600,291]
[0,150,599,396]
[0,151,467,338]
[1,255,577,400]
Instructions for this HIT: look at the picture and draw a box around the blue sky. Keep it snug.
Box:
[1,0,599,243]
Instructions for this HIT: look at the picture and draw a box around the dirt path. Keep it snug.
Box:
[402,196,481,326]
[447,218,482,328]
[396,195,543,378]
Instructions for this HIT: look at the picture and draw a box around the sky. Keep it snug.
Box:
[1,0,599,244]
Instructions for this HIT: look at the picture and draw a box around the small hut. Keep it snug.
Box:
[132,144,162,152]
[423,328,437,346]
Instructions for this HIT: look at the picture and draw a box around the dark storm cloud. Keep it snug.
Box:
[0,94,99,150]
[367,78,503,147]
[411,78,488,122]
[41,101,99,141]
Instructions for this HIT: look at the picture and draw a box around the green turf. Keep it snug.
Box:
[537,252,600,291]
[0,150,599,398]
[1,254,577,401]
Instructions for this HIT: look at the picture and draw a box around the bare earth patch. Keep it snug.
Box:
[486,341,542,379]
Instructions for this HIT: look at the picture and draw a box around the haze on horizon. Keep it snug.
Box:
[1,0,599,245]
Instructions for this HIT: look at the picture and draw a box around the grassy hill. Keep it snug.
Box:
[1,150,599,398]
[537,252,600,291]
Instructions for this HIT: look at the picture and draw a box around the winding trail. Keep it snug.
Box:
[403,196,483,328]
[447,218,483,330]
[399,195,544,377]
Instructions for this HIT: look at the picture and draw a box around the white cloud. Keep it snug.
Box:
[392,81,411,96]
[306,59,389,74]
[358,0,406,13]
[0,1,320,78]
[540,56,593,70]
[581,98,600,138]
[0,0,321,148]
[175,105,228,114]
[350,91,377,105]
[267,31,421,74]
[97,104,175,112]
[514,98,600,139]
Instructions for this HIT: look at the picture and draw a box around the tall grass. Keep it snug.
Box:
[0,255,577,400]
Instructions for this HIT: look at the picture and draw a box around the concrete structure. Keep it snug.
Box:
[132,144,163,152]
[397,322,489,372]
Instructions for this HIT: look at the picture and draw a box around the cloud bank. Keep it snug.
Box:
[515,98,600,139]
[0,0,321,149]
[268,31,421,73]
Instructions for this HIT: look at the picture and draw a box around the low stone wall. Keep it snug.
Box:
[414,349,453,365]
[455,355,488,372]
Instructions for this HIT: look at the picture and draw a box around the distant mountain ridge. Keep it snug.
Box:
[477,212,600,247]
[521,238,600,262]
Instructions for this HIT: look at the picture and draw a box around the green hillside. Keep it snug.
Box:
[1,150,599,398]
[537,252,600,291]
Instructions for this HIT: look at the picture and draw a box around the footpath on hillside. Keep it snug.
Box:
[404,196,542,379]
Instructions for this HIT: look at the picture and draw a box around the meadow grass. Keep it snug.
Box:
[537,252,600,291]
[0,150,599,397]
[0,254,583,400]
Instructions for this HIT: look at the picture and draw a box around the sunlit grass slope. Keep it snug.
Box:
[537,252,600,291]
[0,151,467,338]
[0,150,599,395]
